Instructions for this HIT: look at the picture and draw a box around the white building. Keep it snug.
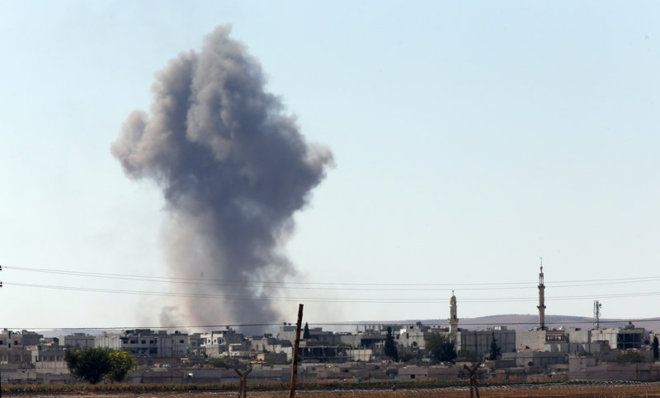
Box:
[200,328,245,358]
[397,325,428,349]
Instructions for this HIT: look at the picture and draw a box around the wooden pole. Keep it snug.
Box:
[235,367,252,398]
[289,303,304,398]
[464,363,481,398]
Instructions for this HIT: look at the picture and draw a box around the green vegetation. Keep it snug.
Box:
[615,350,646,364]
[64,348,136,384]
[426,334,456,363]
[208,356,240,369]
[303,322,311,339]
[457,350,478,362]
[383,327,399,362]
[108,350,138,382]
[489,331,501,360]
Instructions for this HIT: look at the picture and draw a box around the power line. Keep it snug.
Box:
[6,264,660,291]
[3,265,535,287]
[5,281,660,304]
[0,281,502,303]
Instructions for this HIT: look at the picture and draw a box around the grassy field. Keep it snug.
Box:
[21,384,660,398]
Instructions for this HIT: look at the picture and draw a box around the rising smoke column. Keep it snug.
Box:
[111,27,332,325]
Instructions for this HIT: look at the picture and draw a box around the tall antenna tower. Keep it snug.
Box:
[593,300,602,329]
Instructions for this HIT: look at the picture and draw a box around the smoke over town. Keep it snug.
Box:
[111,26,333,326]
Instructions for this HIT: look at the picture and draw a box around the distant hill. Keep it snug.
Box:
[340,314,660,333]
[435,314,660,332]
[30,315,660,337]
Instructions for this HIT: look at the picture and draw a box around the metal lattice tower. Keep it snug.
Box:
[593,300,602,330]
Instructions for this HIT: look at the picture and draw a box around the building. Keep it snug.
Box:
[188,333,205,357]
[616,323,647,350]
[456,327,516,359]
[0,330,43,348]
[397,325,428,350]
[200,328,245,358]
[95,333,122,349]
[120,329,189,358]
[63,333,95,349]
[590,324,648,350]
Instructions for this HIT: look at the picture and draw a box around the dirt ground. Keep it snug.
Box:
[21,384,660,398]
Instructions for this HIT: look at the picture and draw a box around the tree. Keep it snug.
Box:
[427,334,456,363]
[65,348,112,384]
[65,348,137,384]
[383,327,399,362]
[107,351,137,382]
[489,332,501,360]
[303,322,311,339]
[653,336,659,361]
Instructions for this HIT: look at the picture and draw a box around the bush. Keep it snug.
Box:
[208,356,240,369]
[427,334,457,363]
[65,348,137,384]
[108,350,138,382]
[615,351,647,364]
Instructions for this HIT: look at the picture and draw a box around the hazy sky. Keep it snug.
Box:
[2,0,660,329]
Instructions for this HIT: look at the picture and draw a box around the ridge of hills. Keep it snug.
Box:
[401,314,660,332]
[32,315,660,337]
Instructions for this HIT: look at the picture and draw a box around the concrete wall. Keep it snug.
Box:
[503,351,568,367]
[568,359,660,381]
[591,329,619,349]
[516,330,546,351]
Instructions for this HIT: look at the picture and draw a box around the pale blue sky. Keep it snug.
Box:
[2,1,660,328]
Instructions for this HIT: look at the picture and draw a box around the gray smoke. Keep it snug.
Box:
[111,26,332,326]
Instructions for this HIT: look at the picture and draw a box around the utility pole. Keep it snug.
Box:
[463,363,481,398]
[289,304,304,398]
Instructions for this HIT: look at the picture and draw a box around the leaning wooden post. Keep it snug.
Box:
[463,363,481,398]
[235,367,252,398]
[289,303,304,398]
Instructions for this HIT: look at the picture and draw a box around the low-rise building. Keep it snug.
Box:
[95,333,122,349]
[120,329,189,358]
[201,328,245,357]
[397,325,428,350]
[63,333,95,349]
[457,327,515,359]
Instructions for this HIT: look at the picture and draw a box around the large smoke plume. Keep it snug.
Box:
[112,27,332,325]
